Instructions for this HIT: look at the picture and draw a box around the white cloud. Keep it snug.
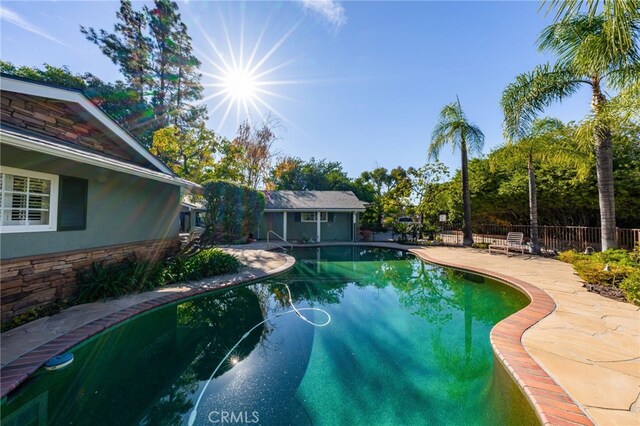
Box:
[300,0,346,28]
[0,6,72,48]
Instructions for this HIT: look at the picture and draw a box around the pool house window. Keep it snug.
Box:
[0,167,58,233]
[301,212,328,222]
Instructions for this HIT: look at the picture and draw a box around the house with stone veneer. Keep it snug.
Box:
[0,74,199,323]
[258,190,367,243]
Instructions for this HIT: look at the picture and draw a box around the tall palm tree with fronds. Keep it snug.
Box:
[429,98,485,246]
[501,14,639,250]
[542,0,640,55]
[491,118,590,254]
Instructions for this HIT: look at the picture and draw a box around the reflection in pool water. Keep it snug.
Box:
[1,247,538,425]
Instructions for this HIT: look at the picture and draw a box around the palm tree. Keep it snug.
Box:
[429,98,485,246]
[491,118,589,254]
[501,14,639,250]
[542,0,640,55]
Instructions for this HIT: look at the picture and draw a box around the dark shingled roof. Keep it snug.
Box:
[264,191,366,211]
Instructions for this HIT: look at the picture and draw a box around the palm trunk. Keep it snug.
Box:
[461,141,473,246]
[528,154,540,255]
[592,77,617,250]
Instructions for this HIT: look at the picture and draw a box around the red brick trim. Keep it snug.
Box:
[410,249,594,426]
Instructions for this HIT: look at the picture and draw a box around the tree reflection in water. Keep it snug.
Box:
[0,247,533,426]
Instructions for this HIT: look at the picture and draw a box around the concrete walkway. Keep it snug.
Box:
[1,249,292,370]
[412,246,640,426]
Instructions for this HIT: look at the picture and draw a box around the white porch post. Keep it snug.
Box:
[316,211,321,243]
[352,211,357,242]
[283,212,288,241]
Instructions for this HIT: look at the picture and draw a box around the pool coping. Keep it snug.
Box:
[407,248,595,426]
[0,250,296,399]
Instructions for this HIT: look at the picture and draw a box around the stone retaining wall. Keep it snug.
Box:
[0,238,179,322]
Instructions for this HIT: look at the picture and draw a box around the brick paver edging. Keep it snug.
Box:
[0,254,295,399]
[410,249,594,426]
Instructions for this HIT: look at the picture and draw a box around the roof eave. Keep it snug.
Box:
[1,129,200,190]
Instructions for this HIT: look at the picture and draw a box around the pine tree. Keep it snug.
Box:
[81,0,205,133]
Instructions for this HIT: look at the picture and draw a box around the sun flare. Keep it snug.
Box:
[195,16,301,130]
[222,67,258,102]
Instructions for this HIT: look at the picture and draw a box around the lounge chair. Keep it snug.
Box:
[489,232,526,255]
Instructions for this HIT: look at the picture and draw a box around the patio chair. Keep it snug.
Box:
[489,232,526,256]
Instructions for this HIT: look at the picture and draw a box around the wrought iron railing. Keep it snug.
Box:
[437,224,639,252]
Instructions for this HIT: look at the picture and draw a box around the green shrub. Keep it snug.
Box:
[166,248,242,283]
[76,262,130,302]
[573,260,635,286]
[558,249,640,304]
[620,271,640,306]
[202,181,265,243]
[557,250,585,264]
[472,243,490,249]
[77,249,241,303]
[622,271,640,304]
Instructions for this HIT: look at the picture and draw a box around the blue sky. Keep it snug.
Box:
[0,1,593,178]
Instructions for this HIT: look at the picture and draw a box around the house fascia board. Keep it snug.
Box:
[1,130,200,190]
[0,77,173,175]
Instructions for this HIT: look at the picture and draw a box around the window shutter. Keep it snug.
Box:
[328,212,335,222]
[58,176,88,231]
[294,212,301,222]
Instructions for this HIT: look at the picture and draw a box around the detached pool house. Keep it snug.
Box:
[258,191,367,243]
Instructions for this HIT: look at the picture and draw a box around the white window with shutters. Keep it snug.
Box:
[0,167,58,233]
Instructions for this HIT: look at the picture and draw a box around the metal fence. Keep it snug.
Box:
[438,224,640,252]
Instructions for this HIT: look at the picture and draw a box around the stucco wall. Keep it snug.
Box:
[1,144,181,259]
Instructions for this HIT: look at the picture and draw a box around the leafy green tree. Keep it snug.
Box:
[501,14,639,250]
[429,98,485,246]
[149,123,218,183]
[491,118,589,253]
[267,157,353,191]
[407,162,450,229]
[82,0,206,131]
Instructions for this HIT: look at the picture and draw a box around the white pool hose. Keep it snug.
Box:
[188,284,331,426]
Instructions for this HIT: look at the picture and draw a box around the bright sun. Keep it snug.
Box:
[195,17,301,129]
[222,68,258,102]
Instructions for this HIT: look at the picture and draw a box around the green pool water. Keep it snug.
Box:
[1,247,539,425]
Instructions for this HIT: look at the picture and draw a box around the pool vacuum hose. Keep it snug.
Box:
[188,283,331,426]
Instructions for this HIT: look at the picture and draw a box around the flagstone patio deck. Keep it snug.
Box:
[409,246,640,426]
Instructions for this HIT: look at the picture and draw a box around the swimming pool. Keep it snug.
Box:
[1,246,538,425]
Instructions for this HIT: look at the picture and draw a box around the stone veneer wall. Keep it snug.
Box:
[0,238,179,323]
[1,91,144,165]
